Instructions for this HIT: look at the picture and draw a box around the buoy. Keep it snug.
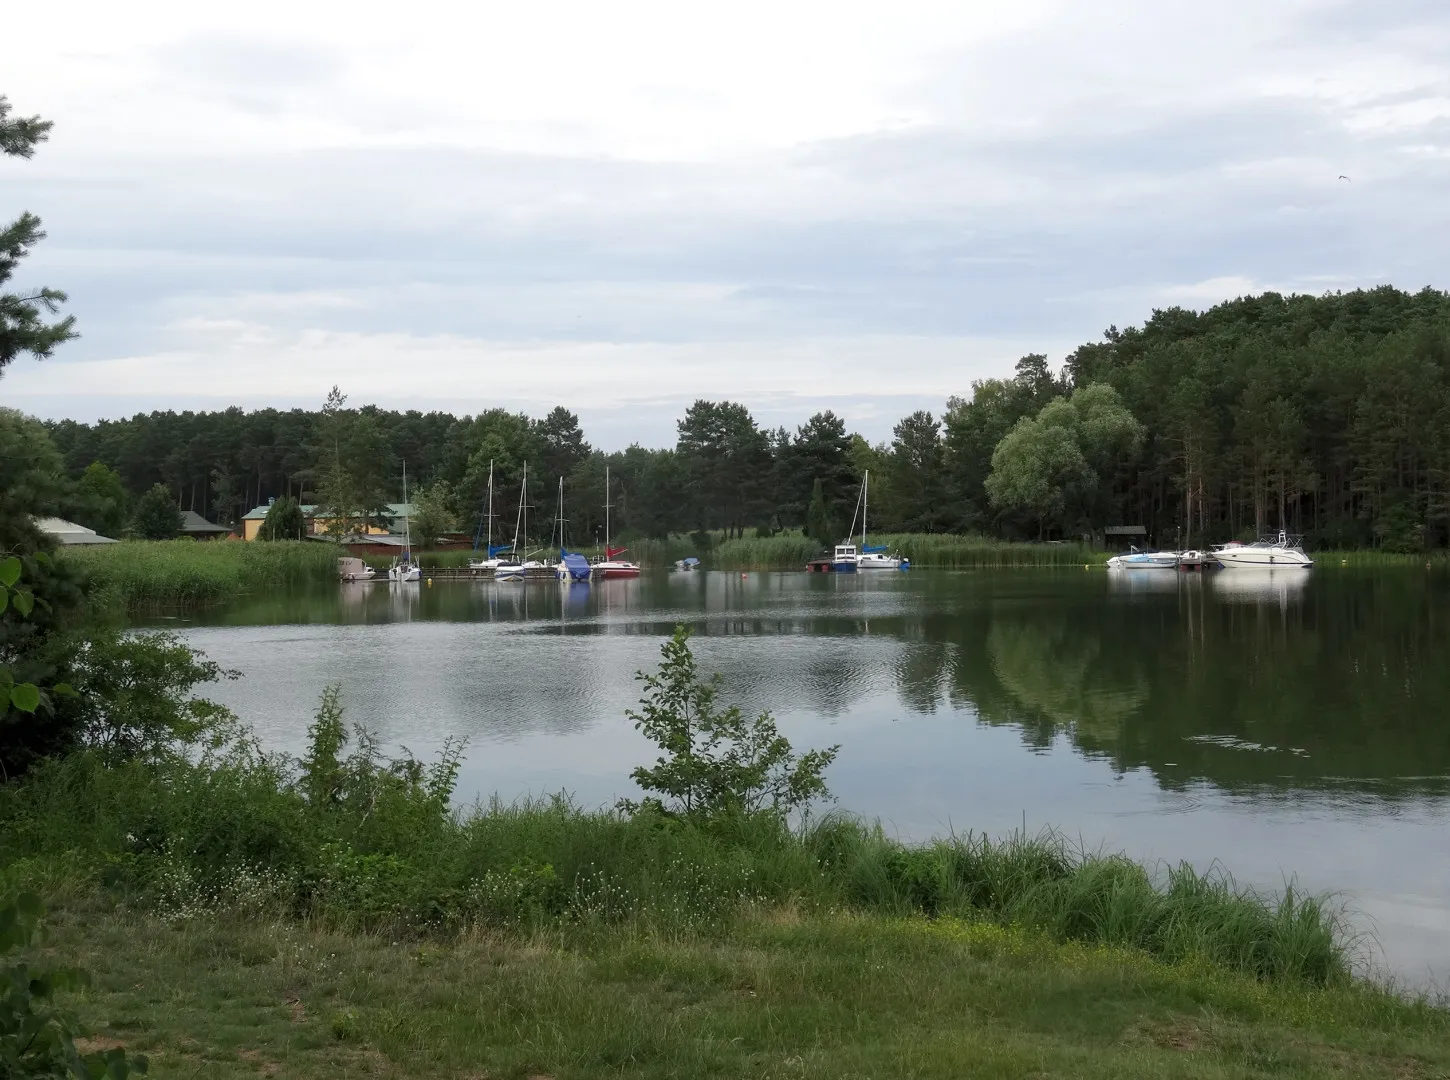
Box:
[427,578,433,588]
[741,573,748,580]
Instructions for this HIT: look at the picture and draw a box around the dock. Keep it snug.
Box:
[417,566,559,581]
[805,558,837,573]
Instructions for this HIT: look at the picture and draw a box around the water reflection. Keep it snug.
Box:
[155,570,1450,803]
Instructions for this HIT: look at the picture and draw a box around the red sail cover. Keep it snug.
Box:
[606,545,628,559]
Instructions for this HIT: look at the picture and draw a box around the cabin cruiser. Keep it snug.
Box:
[857,546,909,570]
[1212,531,1313,569]
[831,543,860,572]
[387,558,421,583]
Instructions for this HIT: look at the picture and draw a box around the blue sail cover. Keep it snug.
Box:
[487,543,513,557]
[862,544,888,553]
[562,552,592,581]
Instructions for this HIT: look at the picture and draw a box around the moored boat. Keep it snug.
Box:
[1212,531,1313,569]
[386,462,422,582]
[592,466,641,579]
[1106,548,1181,570]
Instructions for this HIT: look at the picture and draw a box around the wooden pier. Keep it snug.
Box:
[418,566,558,581]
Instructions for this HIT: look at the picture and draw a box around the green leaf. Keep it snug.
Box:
[0,556,19,587]
[53,682,78,697]
[11,683,42,713]
[12,588,34,617]
[33,550,51,566]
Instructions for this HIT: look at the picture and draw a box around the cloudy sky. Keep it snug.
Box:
[2,0,1448,446]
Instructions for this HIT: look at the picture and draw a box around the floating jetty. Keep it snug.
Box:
[417,566,559,582]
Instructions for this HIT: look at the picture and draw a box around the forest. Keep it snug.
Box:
[43,284,1450,551]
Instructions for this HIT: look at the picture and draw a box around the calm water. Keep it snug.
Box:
[146,569,1450,986]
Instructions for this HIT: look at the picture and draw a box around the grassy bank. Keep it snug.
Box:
[4,660,1445,1076]
[63,540,337,608]
[0,742,1357,988]
[24,901,1448,1080]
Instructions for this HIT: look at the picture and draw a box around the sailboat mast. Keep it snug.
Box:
[487,460,494,550]
[402,461,410,558]
[862,470,868,547]
[605,464,611,550]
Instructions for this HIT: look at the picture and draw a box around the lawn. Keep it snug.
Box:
[38,904,1448,1079]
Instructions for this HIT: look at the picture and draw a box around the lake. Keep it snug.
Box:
[146,568,1450,986]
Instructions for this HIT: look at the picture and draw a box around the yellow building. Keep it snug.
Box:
[240,502,413,541]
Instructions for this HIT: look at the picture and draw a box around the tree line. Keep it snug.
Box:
[39,284,1450,551]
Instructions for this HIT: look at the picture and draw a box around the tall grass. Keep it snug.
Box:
[703,531,1108,570]
[1318,550,1450,569]
[0,745,1354,987]
[63,540,338,608]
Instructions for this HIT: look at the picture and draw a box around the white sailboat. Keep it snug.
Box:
[591,465,641,579]
[495,463,547,581]
[387,462,421,583]
[468,460,509,571]
[837,471,908,571]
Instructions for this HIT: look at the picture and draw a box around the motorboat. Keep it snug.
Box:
[858,547,908,570]
[1212,531,1313,569]
[674,557,700,571]
[831,543,860,572]
[338,556,376,582]
[1106,548,1181,570]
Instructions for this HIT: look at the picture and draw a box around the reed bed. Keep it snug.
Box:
[63,540,338,608]
[703,531,1108,570]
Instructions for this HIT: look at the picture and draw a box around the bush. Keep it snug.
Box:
[623,626,838,819]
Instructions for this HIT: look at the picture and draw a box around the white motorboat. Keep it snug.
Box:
[1106,548,1182,570]
[1212,531,1313,569]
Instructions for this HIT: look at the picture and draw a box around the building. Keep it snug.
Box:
[36,518,120,545]
[239,503,414,542]
[1103,525,1148,550]
[180,510,232,540]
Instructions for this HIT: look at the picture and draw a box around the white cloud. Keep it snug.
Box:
[3,0,1449,438]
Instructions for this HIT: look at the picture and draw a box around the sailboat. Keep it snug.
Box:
[387,462,422,582]
[835,471,908,572]
[494,463,547,581]
[552,477,592,582]
[468,460,512,571]
[591,465,641,579]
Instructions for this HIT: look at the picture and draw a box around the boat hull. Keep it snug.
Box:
[593,562,641,579]
[857,554,907,570]
[1106,553,1181,570]
[1215,550,1313,569]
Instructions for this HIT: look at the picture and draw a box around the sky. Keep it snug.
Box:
[2,0,1448,448]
